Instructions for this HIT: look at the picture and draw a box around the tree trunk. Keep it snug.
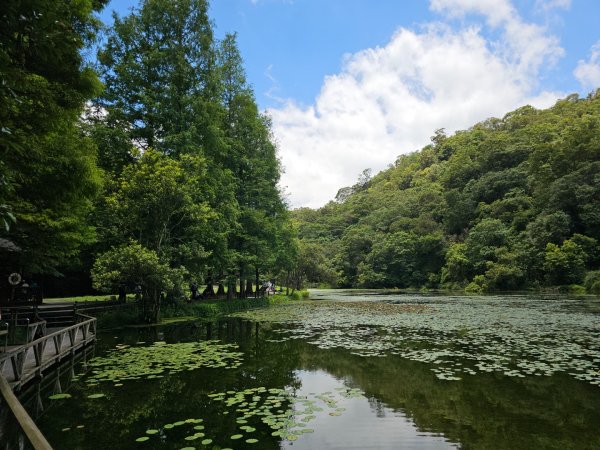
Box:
[152,288,161,323]
[255,267,259,298]
[246,279,253,297]
[216,283,225,298]
[203,281,214,299]
[238,266,245,299]
[226,272,235,300]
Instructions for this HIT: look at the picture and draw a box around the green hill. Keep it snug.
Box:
[292,91,600,293]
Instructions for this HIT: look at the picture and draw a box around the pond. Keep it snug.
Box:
[21,291,600,449]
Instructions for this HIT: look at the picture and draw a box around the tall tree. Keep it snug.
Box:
[0,0,107,274]
[95,0,289,302]
[97,0,219,157]
[217,33,286,294]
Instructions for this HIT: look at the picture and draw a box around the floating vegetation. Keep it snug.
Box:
[85,340,244,385]
[48,393,72,400]
[233,296,600,387]
[87,393,105,399]
[136,385,365,447]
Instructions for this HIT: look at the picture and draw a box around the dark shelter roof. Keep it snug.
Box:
[0,238,21,252]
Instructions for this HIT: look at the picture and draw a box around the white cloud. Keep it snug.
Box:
[534,0,571,13]
[270,0,565,208]
[574,41,600,91]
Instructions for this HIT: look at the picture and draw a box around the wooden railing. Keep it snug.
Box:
[0,310,97,450]
[0,321,7,352]
[0,374,52,449]
[0,313,96,390]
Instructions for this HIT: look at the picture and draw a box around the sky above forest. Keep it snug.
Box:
[98,0,600,208]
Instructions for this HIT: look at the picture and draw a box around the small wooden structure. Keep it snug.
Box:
[0,311,96,390]
[0,306,96,450]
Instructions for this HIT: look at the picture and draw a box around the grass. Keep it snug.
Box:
[161,296,276,321]
[97,293,304,328]
[44,294,134,304]
[50,291,308,329]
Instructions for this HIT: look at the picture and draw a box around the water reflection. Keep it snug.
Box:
[285,370,456,449]
[15,307,600,449]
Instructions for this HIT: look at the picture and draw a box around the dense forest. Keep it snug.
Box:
[0,0,296,319]
[292,92,600,293]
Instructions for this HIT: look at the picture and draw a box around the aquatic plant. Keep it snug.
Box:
[85,340,244,385]
[233,296,600,386]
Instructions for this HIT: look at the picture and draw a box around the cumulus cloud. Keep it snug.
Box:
[574,41,600,90]
[270,0,565,208]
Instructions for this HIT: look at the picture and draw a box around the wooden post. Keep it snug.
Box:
[0,374,53,450]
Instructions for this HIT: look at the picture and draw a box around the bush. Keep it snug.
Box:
[161,297,270,319]
[567,284,586,295]
[465,275,487,294]
[96,305,139,329]
[584,270,600,294]
[288,290,310,301]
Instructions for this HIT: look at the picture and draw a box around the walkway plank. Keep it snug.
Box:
[0,316,96,390]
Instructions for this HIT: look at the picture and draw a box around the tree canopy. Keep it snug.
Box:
[1,0,291,313]
[0,0,107,274]
[292,91,600,293]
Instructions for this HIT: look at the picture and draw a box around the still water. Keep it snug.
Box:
[21,292,600,449]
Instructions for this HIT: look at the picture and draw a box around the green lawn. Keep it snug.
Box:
[44,294,133,304]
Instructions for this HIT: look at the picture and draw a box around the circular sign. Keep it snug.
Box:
[8,272,21,286]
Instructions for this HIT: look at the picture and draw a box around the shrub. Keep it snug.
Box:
[465,275,487,294]
[584,270,600,294]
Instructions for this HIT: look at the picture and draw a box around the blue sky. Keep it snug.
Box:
[97,0,600,207]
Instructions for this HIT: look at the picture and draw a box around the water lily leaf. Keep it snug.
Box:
[49,393,72,400]
[87,394,105,399]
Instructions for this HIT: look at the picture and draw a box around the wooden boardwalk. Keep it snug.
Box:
[0,314,96,390]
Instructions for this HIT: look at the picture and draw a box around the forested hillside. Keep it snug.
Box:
[0,0,294,317]
[293,92,600,293]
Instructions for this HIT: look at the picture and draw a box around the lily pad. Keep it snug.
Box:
[87,393,105,399]
[49,393,72,400]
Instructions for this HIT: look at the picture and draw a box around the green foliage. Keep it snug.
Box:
[99,150,215,267]
[92,241,181,322]
[543,239,586,285]
[93,0,289,306]
[584,270,600,294]
[293,91,600,292]
[92,242,174,292]
[0,0,107,274]
[288,290,310,301]
[161,297,271,319]
[483,247,526,291]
